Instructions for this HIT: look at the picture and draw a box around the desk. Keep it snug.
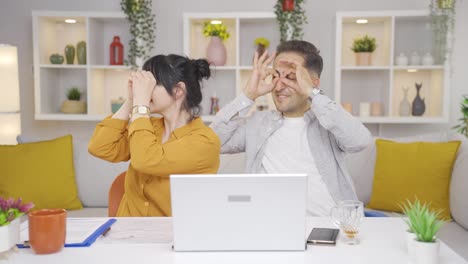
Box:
[2,217,467,264]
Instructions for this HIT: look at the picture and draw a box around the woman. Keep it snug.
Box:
[88,55,220,217]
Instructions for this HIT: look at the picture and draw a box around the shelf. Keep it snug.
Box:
[35,113,106,121]
[341,66,390,71]
[358,116,447,124]
[90,65,131,70]
[40,64,87,69]
[209,66,237,71]
[393,65,444,70]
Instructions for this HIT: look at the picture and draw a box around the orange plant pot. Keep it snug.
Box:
[28,209,66,254]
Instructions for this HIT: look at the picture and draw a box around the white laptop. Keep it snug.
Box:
[170,174,307,251]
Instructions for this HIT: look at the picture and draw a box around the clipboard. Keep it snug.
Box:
[17,218,117,248]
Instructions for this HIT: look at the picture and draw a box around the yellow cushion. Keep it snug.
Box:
[0,135,83,210]
[367,139,461,220]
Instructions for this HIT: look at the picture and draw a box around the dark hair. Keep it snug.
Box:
[142,54,211,118]
[276,40,323,77]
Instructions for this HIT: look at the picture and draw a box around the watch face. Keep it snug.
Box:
[138,106,146,113]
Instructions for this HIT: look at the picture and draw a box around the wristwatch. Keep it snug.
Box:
[131,105,150,117]
[309,87,323,101]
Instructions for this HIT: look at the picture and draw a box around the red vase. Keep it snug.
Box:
[282,0,295,11]
[110,36,124,65]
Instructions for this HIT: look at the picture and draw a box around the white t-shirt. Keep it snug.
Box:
[259,116,336,216]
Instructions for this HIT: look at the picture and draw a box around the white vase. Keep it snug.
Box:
[206,36,227,66]
[406,231,417,263]
[0,218,20,253]
[399,87,411,116]
[359,102,370,117]
[395,53,408,66]
[422,52,434,66]
[414,239,440,264]
[410,51,421,65]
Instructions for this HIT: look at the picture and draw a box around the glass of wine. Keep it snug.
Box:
[330,200,364,245]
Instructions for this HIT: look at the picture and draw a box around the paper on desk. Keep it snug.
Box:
[20,218,109,244]
[98,217,172,244]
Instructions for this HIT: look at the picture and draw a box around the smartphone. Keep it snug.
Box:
[307,228,339,245]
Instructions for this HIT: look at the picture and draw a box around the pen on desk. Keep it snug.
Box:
[102,227,111,236]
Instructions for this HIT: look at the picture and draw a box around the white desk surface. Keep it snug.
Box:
[2,217,467,264]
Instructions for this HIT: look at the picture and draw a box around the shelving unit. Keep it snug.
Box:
[33,11,131,121]
[335,10,450,124]
[183,12,279,119]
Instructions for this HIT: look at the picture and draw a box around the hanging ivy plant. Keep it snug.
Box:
[429,0,456,64]
[120,0,156,69]
[274,0,308,42]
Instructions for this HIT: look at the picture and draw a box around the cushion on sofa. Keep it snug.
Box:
[17,135,129,207]
[367,139,461,220]
[450,135,468,229]
[0,135,83,210]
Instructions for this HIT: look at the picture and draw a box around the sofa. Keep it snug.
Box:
[47,131,467,260]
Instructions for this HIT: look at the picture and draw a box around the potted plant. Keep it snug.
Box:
[351,34,377,66]
[254,37,270,57]
[453,95,468,138]
[61,87,86,114]
[402,199,446,264]
[429,0,456,64]
[203,21,230,66]
[274,0,307,42]
[0,197,34,253]
[120,0,156,69]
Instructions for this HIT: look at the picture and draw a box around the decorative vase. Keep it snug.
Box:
[422,52,434,66]
[49,54,64,64]
[0,218,20,253]
[410,51,421,65]
[77,41,86,65]
[209,96,220,115]
[370,102,382,116]
[341,102,353,114]
[355,52,372,66]
[395,52,408,66]
[399,87,411,116]
[359,102,370,117]
[206,36,227,66]
[413,239,440,264]
[412,83,426,116]
[282,0,295,11]
[256,44,266,57]
[65,44,75,64]
[111,97,125,113]
[110,36,124,65]
[406,231,417,263]
[61,100,86,114]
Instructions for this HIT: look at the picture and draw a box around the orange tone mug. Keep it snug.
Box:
[28,209,66,254]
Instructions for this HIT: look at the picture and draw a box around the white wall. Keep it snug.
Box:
[0,0,467,140]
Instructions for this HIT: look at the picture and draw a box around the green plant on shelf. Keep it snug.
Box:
[351,35,377,53]
[203,22,230,41]
[66,87,82,101]
[452,95,468,137]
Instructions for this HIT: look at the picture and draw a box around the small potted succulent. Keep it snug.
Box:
[203,21,230,66]
[351,34,377,66]
[401,199,446,264]
[0,197,34,253]
[61,87,86,114]
[254,37,270,57]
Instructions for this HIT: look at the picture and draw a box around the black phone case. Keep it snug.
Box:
[307,228,339,245]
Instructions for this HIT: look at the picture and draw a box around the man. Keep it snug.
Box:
[210,40,372,216]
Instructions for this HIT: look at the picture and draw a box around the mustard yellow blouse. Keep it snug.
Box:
[88,116,220,216]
